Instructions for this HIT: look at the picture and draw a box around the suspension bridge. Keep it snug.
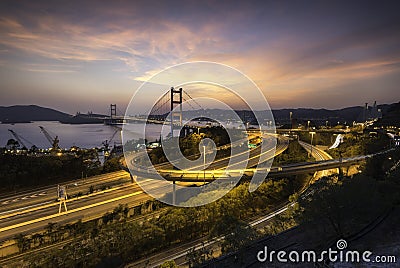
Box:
[104,87,205,135]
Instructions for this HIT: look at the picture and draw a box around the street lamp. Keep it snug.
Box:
[309,131,316,158]
[307,120,310,130]
[203,145,206,186]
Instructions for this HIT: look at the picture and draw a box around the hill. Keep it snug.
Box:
[374,102,400,128]
[0,105,106,124]
[1,103,396,125]
[0,105,71,123]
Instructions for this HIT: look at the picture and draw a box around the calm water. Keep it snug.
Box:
[0,121,162,149]
[0,120,259,149]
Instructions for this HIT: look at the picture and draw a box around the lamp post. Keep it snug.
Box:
[309,131,316,158]
[307,120,310,130]
[203,145,206,186]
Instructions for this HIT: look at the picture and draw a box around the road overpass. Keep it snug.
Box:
[125,134,289,180]
[127,140,372,183]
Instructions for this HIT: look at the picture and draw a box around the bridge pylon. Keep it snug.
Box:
[170,87,183,137]
[110,104,117,119]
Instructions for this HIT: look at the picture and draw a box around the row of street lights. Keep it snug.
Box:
[309,131,316,158]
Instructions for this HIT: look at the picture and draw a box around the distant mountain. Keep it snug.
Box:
[271,104,392,122]
[0,105,71,123]
[1,103,396,125]
[0,105,106,124]
[374,102,400,128]
[178,103,395,126]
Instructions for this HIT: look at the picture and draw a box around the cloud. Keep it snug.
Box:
[24,69,77,73]
[1,0,400,111]
[0,9,227,76]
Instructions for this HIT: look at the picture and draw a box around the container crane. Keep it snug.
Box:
[39,126,60,151]
[102,128,120,156]
[8,129,35,150]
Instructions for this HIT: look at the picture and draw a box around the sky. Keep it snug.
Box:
[0,0,399,114]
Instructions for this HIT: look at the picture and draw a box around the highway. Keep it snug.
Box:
[127,204,296,268]
[0,176,165,241]
[150,132,263,171]
[182,135,287,171]
[127,141,337,268]
[127,135,289,181]
[0,138,388,268]
[0,136,388,256]
[298,140,338,178]
[0,133,280,243]
[0,171,132,218]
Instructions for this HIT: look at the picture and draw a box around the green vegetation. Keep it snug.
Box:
[328,132,390,158]
[295,148,400,242]
[298,132,334,146]
[160,260,178,268]
[210,214,257,254]
[298,130,391,159]
[147,127,243,165]
[10,130,396,266]
[17,173,311,267]
[186,243,214,268]
[204,148,400,266]
[0,151,122,193]
[273,140,314,165]
[102,157,123,173]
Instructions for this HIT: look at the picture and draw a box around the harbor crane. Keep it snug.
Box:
[39,126,60,151]
[102,128,120,156]
[8,129,36,150]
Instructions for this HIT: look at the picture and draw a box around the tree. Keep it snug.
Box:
[296,175,388,238]
[103,157,122,173]
[186,243,213,268]
[210,214,257,254]
[31,233,44,248]
[6,138,19,150]
[46,222,57,243]
[160,260,178,268]
[15,233,30,252]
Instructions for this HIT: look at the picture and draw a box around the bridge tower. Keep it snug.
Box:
[110,104,117,119]
[170,87,183,137]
